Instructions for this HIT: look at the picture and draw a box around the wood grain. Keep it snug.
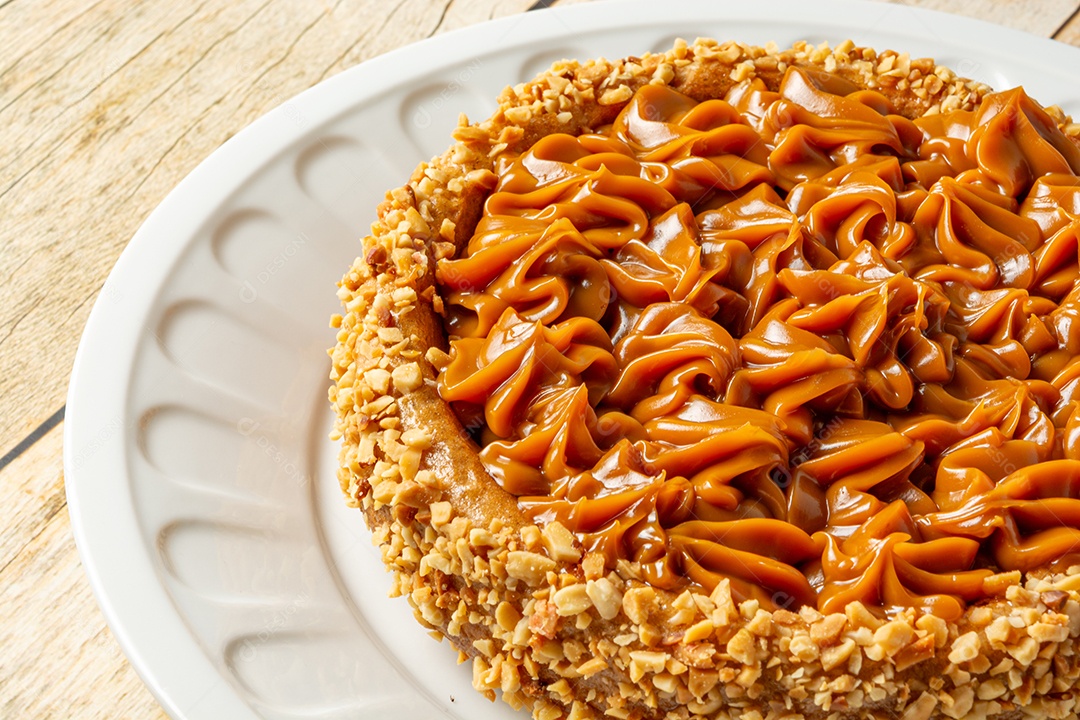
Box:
[0,425,166,719]
[883,0,1079,36]
[2,0,1079,718]
[1056,6,1080,45]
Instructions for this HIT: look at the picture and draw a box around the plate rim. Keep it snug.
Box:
[63,1,1080,718]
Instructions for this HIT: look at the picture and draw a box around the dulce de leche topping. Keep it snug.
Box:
[434,65,1080,620]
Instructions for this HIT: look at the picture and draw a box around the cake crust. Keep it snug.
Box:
[329,39,1080,720]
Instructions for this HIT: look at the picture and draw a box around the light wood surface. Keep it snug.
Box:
[2,0,1078,717]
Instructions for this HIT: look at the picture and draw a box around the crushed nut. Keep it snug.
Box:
[948,631,981,664]
[726,628,757,665]
[586,577,623,621]
[391,363,423,392]
[553,584,592,617]
[505,551,556,585]
[541,522,582,563]
[810,614,846,647]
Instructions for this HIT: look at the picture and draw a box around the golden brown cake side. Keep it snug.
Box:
[329,39,1080,720]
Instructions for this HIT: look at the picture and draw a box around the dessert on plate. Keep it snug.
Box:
[329,38,1080,720]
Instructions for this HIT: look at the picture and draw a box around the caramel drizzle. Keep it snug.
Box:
[435,66,1080,619]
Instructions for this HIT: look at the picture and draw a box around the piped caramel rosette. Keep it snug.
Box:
[435,62,1080,620]
[332,39,1080,720]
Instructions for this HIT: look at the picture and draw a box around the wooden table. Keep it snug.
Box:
[2,0,1079,716]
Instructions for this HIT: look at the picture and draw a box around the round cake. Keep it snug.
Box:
[329,39,1080,720]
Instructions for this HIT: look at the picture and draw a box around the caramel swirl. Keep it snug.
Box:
[436,66,1080,617]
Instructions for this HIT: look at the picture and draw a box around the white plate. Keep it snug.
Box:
[65,1,1080,718]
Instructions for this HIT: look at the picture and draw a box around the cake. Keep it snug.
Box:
[329,39,1080,719]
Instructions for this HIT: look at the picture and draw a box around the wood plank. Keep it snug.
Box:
[881,0,1079,37]
[0,0,207,177]
[541,0,1080,38]
[0,0,107,90]
[0,0,536,455]
[0,413,67,576]
[0,423,167,718]
[1055,7,1080,46]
